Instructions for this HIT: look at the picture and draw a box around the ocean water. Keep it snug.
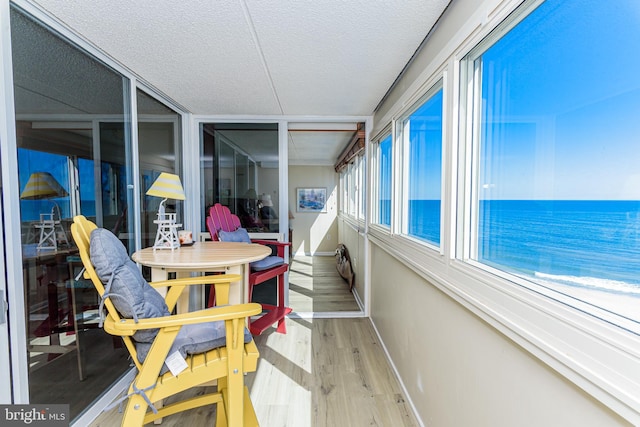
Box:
[478,200,640,295]
[20,200,96,222]
[381,199,640,296]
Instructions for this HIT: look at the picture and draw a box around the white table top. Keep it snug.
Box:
[132,241,271,271]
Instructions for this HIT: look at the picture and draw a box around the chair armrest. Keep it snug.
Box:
[251,240,291,258]
[250,240,291,247]
[149,274,241,311]
[148,274,241,289]
[104,303,262,336]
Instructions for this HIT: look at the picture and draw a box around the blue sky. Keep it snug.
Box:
[407,89,443,200]
[480,0,640,200]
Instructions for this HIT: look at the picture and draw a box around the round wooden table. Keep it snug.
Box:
[132,241,271,312]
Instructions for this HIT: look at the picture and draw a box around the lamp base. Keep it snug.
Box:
[153,214,181,250]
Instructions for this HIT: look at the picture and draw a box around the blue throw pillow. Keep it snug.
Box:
[90,228,169,343]
[218,227,251,243]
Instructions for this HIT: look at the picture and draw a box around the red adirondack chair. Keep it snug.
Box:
[206,203,292,335]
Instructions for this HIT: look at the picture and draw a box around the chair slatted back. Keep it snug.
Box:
[207,203,242,241]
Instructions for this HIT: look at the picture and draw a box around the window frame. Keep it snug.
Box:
[370,128,393,229]
[396,80,445,250]
[453,0,640,421]
[366,0,640,422]
[459,0,640,334]
[341,154,366,224]
[356,154,366,221]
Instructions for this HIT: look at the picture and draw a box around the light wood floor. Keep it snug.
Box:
[90,317,419,427]
[288,255,360,313]
[89,257,414,426]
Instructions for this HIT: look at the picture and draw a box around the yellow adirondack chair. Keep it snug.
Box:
[70,215,261,426]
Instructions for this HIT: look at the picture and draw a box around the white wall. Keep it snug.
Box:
[369,245,628,427]
[288,165,338,255]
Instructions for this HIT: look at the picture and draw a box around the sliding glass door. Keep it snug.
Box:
[11,7,131,420]
[0,150,12,403]
[200,122,279,232]
[137,89,183,251]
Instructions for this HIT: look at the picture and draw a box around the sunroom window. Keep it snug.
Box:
[356,155,365,221]
[373,133,392,227]
[399,84,443,246]
[347,161,357,217]
[466,0,640,326]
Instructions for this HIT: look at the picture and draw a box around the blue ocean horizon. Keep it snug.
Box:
[20,200,96,222]
[383,199,640,296]
[479,199,640,294]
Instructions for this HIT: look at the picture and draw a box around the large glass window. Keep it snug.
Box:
[356,155,365,221]
[137,90,182,250]
[400,85,443,246]
[374,133,392,227]
[346,162,356,217]
[200,123,278,233]
[341,156,365,220]
[468,0,640,324]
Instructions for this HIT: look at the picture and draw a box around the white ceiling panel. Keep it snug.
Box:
[246,0,450,115]
[27,0,451,164]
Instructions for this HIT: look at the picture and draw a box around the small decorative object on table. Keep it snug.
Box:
[179,230,194,246]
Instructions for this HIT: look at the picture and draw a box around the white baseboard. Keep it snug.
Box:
[352,286,364,311]
[368,319,425,427]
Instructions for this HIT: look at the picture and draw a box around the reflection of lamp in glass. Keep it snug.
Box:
[260,193,273,207]
[20,172,69,250]
[146,172,185,250]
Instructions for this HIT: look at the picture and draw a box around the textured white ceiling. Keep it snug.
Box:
[27,0,450,164]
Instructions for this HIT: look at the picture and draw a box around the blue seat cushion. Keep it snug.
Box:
[217,227,284,271]
[250,256,285,271]
[136,320,252,374]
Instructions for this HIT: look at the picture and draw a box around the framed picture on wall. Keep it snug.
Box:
[296,187,327,213]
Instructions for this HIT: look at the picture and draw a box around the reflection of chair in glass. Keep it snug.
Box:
[25,244,104,382]
[20,171,69,250]
[35,204,69,250]
[206,203,292,335]
[71,215,261,426]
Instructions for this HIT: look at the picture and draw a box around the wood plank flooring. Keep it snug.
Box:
[288,255,360,313]
[88,257,415,426]
[89,317,419,427]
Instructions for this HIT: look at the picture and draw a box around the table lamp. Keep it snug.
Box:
[20,172,69,250]
[146,172,185,250]
[21,171,68,201]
